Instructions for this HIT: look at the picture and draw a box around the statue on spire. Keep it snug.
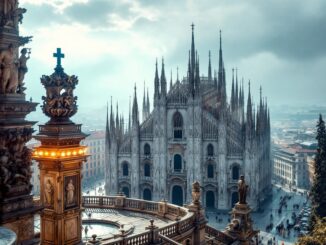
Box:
[238,175,248,204]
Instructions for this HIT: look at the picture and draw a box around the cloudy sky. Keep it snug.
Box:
[20,0,326,123]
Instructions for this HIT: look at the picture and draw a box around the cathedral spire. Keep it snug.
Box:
[116,101,120,136]
[142,81,147,122]
[218,30,224,74]
[132,84,139,124]
[105,101,110,146]
[208,50,212,83]
[110,96,115,135]
[154,58,160,100]
[246,81,253,137]
[218,30,226,106]
[128,95,131,132]
[195,51,200,96]
[146,87,150,115]
[231,68,235,111]
[160,57,167,97]
[235,68,239,109]
[170,69,173,91]
[191,23,196,76]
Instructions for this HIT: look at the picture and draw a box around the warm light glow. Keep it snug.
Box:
[32,146,88,159]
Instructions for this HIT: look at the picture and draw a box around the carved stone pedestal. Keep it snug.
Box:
[0,94,39,243]
[33,52,88,245]
[224,203,259,245]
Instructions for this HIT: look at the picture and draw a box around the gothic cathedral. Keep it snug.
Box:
[105,26,271,210]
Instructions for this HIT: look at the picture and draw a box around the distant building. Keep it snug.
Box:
[273,145,315,189]
[82,130,106,182]
[307,155,315,187]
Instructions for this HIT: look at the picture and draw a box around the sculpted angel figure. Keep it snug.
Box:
[18,48,30,92]
[0,44,16,93]
[45,179,54,206]
[66,179,75,205]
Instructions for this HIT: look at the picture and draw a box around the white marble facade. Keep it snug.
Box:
[105,28,271,211]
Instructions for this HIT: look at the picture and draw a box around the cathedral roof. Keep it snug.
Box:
[167,79,190,105]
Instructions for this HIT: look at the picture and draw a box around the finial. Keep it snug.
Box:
[219,30,222,48]
[177,66,179,81]
[260,86,262,99]
[53,48,65,70]
[191,23,194,31]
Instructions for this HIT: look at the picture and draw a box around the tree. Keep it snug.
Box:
[297,217,326,245]
[310,114,326,229]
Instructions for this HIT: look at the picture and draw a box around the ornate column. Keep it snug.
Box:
[224,176,259,245]
[33,49,88,245]
[187,181,207,245]
[0,0,39,243]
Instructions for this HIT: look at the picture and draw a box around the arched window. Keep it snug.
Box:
[174,154,182,172]
[173,112,183,139]
[207,144,214,156]
[144,143,151,155]
[232,165,239,180]
[122,187,130,197]
[144,163,150,177]
[143,188,152,200]
[122,162,129,176]
[207,164,214,178]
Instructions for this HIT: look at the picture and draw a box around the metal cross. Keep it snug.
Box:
[53,48,65,67]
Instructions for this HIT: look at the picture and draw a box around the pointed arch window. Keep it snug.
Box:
[144,143,151,155]
[207,163,214,178]
[174,154,182,172]
[144,163,150,177]
[173,112,183,139]
[122,162,129,176]
[232,165,240,180]
[207,144,214,156]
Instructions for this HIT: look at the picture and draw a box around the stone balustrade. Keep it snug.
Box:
[82,196,196,245]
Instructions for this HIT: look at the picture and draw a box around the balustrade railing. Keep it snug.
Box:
[82,195,196,245]
[205,225,234,244]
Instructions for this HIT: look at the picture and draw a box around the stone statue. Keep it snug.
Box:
[45,179,54,206]
[66,179,75,205]
[192,181,201,205]
[238,175,248,204]
[0,44,16,93]
[18,48,30,92]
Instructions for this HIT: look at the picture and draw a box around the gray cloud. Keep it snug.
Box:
[20,0,326,111]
